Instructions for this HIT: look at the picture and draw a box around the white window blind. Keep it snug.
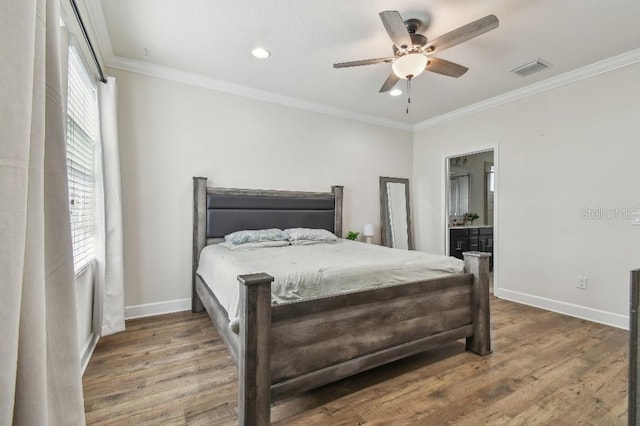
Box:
[66,45,99,274]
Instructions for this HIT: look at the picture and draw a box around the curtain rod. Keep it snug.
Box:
[69,0,107,83]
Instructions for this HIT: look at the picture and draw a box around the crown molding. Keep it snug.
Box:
[106,47,640,135]
[83,0,114,63]
[106,55,414,132]
[414,48,640,131]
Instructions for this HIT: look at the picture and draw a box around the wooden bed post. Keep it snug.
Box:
[629,269,640,426]
[238,273,274,426]
[192,177,207,313]
[332,185,344,238]
[463,252,492,356]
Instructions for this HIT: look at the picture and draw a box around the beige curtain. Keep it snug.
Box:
[96,77,126,337]
[0,0,86,424]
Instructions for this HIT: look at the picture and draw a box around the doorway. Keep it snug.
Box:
[445,148,497,290]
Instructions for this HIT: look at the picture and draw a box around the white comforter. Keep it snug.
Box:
[196,239,464,331]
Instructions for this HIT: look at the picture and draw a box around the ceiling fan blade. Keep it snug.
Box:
[379,11,413,49]
[333,57,394,68]
[426,14,499,53]
[379,72,400,92]
[426,57,469,78]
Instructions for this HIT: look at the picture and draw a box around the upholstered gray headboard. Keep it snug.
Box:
[205,192,337,238]
[193,176,343,242]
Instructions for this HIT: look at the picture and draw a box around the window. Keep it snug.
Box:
[65,45,99,274]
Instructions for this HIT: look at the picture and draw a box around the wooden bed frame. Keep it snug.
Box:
[191,177,491,425]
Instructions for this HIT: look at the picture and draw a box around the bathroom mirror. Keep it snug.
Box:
[448,151,494,227]
[380,176,413,250]
[449,169,470,218]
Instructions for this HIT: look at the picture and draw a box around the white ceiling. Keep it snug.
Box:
[92,0,640,128]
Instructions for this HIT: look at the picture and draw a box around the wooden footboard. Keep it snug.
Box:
[237,252,491,425]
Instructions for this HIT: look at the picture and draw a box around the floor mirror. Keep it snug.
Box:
[380,176,413,250]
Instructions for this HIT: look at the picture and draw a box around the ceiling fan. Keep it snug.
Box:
[333,11,499,112]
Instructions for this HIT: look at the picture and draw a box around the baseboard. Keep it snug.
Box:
[81,332,99,376]
[494,288,629,330]
[125,298,191,320]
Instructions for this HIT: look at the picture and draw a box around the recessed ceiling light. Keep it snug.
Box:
[389,89,403,97]
[251,47,270,59]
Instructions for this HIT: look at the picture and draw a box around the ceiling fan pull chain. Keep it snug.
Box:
[406,78,411,114]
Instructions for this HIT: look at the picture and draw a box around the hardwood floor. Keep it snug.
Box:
[83,298,628,425]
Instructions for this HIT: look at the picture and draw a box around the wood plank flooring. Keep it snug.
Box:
[83,298,628,425]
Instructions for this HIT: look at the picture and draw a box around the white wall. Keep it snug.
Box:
[110,68,413,310]
[413,62,640,328]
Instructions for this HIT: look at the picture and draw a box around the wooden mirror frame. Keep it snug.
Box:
[380,176,414,250]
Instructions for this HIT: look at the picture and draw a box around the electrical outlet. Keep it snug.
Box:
[577,276,588,290]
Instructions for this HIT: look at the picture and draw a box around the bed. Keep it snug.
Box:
[191,177,491,425]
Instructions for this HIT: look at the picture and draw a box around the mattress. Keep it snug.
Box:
[196,239,465,331]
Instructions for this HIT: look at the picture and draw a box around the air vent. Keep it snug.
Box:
[511,59,550,76]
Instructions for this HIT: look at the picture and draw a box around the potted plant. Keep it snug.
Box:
[463,212,480,226]
[345,231,360,240]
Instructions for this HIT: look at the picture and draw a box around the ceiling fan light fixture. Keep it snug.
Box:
[392,53,428,79]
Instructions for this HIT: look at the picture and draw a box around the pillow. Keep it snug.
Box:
[290,239,337,246]
[219,240,290,250]
[224,228,289,245]
[285,228,338,242]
